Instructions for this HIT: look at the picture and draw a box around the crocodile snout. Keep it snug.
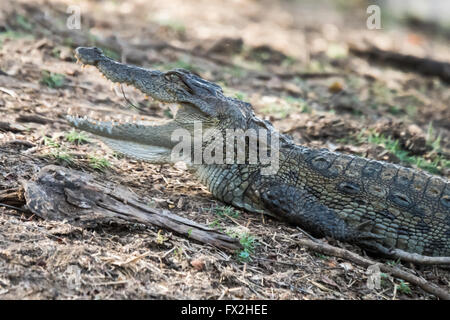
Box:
[75,47,105,65]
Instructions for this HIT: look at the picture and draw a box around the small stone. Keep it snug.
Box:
[190,259,205,271]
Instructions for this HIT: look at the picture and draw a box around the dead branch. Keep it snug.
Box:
[0,122,25,133]
[386,249,450,265]
[19,165,241,251]
[16,114,52,125]
[350,44,450,83]
[296,238,450,300]
[273,72,348,80]
[356,240,450,265]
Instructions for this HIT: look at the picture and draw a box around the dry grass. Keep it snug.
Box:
[0,0,449,299]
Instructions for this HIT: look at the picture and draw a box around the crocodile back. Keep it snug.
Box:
[283,147,450,256]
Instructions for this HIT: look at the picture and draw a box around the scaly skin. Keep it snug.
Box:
[69,47,450,257]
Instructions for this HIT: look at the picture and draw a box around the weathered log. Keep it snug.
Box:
[20,165,241,251]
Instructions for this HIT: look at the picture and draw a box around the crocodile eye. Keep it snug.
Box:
[338,182,360,194]
[164,71,183,82]
[390,192,412,207]
[164,71,193,94]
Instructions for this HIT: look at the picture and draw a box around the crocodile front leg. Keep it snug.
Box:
[256,179,382,245]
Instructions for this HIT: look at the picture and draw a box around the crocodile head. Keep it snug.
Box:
[68,47,280,164]
[73,46,254,122]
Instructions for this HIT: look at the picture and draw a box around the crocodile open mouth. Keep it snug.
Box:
[68,55,174,140]
[67,47,206,163]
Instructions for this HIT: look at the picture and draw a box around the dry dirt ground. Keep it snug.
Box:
[0,0,449,299]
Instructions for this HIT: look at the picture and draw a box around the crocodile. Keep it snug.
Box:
[68,47,450,257]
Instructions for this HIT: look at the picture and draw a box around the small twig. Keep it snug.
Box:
[253,257,300,267]
[3,140,36,148]
[0,147,39,160]
[0,203,27,212]
[295,226,318,242]
[295,238,450,300]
